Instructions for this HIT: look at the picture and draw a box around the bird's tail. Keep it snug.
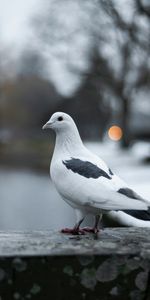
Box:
[107,209,150,227]
[123,207,150,221]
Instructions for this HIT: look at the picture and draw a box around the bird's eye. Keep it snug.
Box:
[58,116,63,121]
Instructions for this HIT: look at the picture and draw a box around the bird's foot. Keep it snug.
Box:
[61,228,85,235]
[82,227,100,234]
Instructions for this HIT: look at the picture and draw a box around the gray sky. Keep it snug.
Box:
[0,0,39,50]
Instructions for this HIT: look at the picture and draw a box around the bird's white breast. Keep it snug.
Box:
[50,157,84,209]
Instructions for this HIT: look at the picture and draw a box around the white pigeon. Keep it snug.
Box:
[43,112,150,234]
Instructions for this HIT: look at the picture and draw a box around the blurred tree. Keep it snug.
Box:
[56,48,112,139]
[0,47,61,136]
[0,45,14,134]
[17,48,46,78]
[26,0,150,144]
[106,0,150,147]
[0,76,60,133]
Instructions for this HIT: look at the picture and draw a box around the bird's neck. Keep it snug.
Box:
[54,127,84,156]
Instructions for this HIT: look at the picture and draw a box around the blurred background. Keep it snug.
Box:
[0,0,150,230]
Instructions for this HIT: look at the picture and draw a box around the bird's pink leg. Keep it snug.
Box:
[82,227,100,233]
[82,215,101,233]
[61,218,85,235]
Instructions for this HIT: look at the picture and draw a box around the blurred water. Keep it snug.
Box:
[0,169,76,230]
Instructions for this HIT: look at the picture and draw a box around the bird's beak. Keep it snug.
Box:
[42,121,53,130]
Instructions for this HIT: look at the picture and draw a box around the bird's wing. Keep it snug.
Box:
[55,155,149,211]
[83,188,148,211]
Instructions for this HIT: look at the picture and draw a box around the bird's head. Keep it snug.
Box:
[42,112,76,133]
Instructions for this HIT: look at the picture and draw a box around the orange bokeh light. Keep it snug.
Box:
[108,125,123,141]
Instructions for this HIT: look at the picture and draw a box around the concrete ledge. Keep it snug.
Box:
[0,228,150,300]
[0,228,150,257]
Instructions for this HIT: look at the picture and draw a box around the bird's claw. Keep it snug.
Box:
[61,228,85,235]
[82,227,100,234]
